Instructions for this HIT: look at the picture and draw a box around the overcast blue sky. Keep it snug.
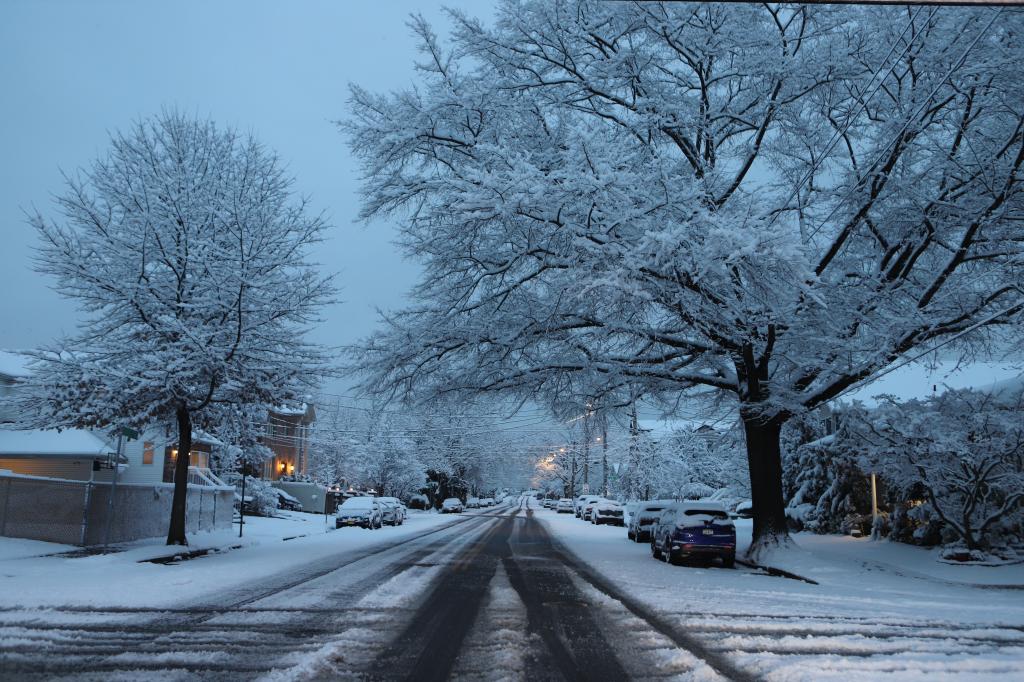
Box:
[1,0,1019,407]
[0,0,494,396]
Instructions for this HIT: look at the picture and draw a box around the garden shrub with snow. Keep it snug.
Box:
[778,388,1024,561]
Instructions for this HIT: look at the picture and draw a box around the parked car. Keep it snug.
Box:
[650,501,736,567]
[479,497,495,507]
[591,500,625,526]
[441,497,464,513]
[466,496,481,508]
[581,497,605,522]
[575,495,602,518]
[335,497,384,529]
[273,488,303,512]
[627,500,672,542]
[376,497,406,526]
[623,501,640,527]
[556,498,574,513]
[543,498,557,509]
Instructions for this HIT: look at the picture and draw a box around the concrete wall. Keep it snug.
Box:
[0,473,234,546]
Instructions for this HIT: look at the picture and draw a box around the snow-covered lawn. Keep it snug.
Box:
[0,510,460,609]
[535,501,1024,680]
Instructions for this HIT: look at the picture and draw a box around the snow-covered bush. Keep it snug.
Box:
[847,388,1024,554]
[220,472,279,517]
[783,430,872,534]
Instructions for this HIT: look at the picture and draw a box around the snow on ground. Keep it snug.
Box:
[0,510,459,609]
[791,532,1024,587]
[533,500,1024,680]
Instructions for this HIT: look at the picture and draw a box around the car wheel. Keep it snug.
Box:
[651,540,662,560]
[662,539,672,563]
[722,555,735,569]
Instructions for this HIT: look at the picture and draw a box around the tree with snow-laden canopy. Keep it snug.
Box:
[345,2,1024,558]
[846,387,1024,558]
[18,111,334,545]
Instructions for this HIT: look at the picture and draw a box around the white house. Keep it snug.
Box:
[0,350,233,545]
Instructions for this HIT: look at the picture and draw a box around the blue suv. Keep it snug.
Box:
[651,501,735,568]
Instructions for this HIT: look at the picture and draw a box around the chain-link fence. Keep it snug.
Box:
[0,474,233,546]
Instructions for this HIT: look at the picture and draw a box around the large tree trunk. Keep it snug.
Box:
[166,405,192,546]
[742,414,790,560]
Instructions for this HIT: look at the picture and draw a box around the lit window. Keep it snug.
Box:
[142,442,154,465]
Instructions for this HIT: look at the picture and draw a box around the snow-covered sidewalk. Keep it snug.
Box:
[535,502,1024,680]
[0,510,460,609]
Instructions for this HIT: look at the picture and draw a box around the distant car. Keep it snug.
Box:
[335,497,383,529]
[575,495,602,518]
[479,497,495,507]
[441,497,464,513]
[556,498,574,513]
[376,497,406,526]
[543,498,557,509]
[651,501,736,567]
[627,500,672,542]
[591,500,625,526]
[467,497,481,508]
[581,497,605,521]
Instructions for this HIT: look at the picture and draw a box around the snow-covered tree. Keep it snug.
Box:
[346,2,1024,557]
[18,111,334,545]
[849,388,1024,555]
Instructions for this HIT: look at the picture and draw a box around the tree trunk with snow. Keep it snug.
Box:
[167,406,192,546]
[742,415,790,557]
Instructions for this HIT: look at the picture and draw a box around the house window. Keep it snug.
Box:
[142,442,155,465]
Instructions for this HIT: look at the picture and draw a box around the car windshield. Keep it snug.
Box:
[682,509,729,520]
[341,498,374,509]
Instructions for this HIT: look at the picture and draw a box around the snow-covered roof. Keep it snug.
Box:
[0,428,111,458]
[0,351,30,380]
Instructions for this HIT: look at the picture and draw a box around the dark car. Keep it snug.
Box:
[627,500,671,542]
[651,501,736,567]
[590,500,625,526]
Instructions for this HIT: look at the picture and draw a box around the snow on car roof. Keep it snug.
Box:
[677,501,730,513]
[341,497,375,507]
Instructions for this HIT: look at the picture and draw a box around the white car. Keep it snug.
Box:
[575,495,602,518]
[376,496,407,525]
[335,497,383,529]
[466,496,481,508]
[479,497,495,507]
[441,497,464,513]
[556,498,574,513]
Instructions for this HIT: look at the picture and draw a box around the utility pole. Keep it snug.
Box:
[601,416,608,496]
[102,429,125,549]
[582,405,591,493]
[103,426,136,549]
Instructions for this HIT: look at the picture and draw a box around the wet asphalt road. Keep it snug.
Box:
[0,500,739,681]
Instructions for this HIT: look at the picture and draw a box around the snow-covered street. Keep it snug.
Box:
[1,496,1021,680]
